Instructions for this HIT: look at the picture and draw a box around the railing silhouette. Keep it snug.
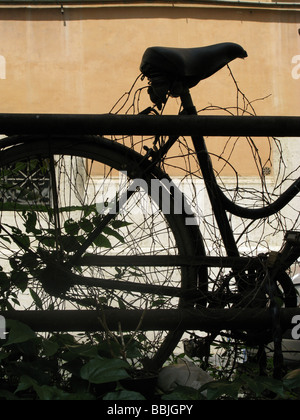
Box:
[0,113,299,332]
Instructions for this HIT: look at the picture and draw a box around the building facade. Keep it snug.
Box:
[0,0,299,250]
[0,1,299,114]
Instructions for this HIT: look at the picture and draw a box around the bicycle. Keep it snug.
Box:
[0,42,299,372]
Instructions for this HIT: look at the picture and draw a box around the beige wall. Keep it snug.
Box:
[0,3,299,114]
[0,2,299,175]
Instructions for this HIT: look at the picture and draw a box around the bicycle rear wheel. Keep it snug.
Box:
[0,135,207,370]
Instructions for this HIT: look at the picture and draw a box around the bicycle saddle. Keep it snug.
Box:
[140,42,247,108]
[140,42,247,86]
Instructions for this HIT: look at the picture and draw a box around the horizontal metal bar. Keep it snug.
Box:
[2,308,300,332]
[75,274,185,297]
[72,255,260,297]
[0,0,299,9]
[79,254,259,268]
[0,113,299,137]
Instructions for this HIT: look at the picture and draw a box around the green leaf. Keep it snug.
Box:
[103,227,125,243]
[111,220,132,229]
[29,288,43,309]
[121,337,143,359]
[15,375,37,394]
[12,233,30,250]
[62,343,99,361]
[15,375,94,400]
[9,256,19,271]
[64,219,79,235]
[0,390,19,400]
[205,379,242,400]
[93,234,111,248]
[103,389,146,400]
[24,212,39,234]
[0,235,11,244]
[39,236,56,248]
[97,340,124,359]
[243,375,284,397]
[79,218,94,233]
[34,385,73,400]
[161,385,200,401]
[42,339,59,357]
[10,271,28,293]
[10,226,22,235]
[4,319,36,346]
[20,253,39,271]
[0,270,10,291]
[80,357,130,384]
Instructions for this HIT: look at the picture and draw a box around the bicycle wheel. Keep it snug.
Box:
[0,135,207,370]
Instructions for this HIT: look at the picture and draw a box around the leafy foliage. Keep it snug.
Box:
[0,319,300,400]
[0,204,299,400]
[0,320,147,400]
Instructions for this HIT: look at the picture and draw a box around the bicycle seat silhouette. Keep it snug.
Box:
[140,42,247,108]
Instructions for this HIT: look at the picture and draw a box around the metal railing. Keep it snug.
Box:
[0,113,299,332]
[1,308,300,332]
[0,0,300,9]
[0,113,299,136]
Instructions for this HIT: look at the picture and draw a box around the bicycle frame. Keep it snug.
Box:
[66,86,300,278]
[147,88,300,261]
[0,105,299,376]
